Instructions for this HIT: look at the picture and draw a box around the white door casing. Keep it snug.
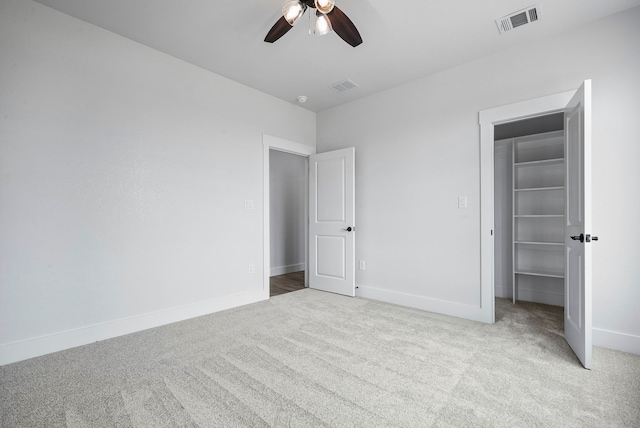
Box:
[564,80,593,369]
[309,148,355,296]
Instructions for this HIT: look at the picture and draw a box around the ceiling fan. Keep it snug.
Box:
[264,0,363,47]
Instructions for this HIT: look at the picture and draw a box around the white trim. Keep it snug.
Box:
[263,134,316,157]
[479,91,575,126]
[516,289,564,307]
[593,328,640,356]
[479,90,575,325]
[270,263,306,277]
[263,135,316,296]
[494,285,512,299]
[0,289,266,366]
[356,285,487,322]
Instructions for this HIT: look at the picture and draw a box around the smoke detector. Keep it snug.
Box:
[496,6,539,34]
[297,95,308,103]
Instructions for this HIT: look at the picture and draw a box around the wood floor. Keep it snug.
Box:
[270,271,305,297]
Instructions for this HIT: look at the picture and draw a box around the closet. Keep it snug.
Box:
[494,114,565,306]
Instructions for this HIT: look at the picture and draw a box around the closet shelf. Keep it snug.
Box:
[514,158,564,167]
[514,241,564,246]
[515,270,565,279]
[514,214,564,218]
[514,186,564,192]
[509,129,566,305]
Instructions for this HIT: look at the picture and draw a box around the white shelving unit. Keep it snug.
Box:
[512,131,565,304]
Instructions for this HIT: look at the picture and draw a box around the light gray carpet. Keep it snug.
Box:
[1,290,639,427]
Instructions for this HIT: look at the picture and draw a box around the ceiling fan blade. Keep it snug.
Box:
[264,16,293,43]
[327,6,363,47]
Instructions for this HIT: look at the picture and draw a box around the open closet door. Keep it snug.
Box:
[564,80,595,369]
[309,148,355,296]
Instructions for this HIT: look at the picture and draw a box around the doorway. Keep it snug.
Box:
[479,82,594,368]
[478,90,575,323]
[269,149,307,297]
[493,113,565,306]
[263,135,357,299]
[262,135,316,299]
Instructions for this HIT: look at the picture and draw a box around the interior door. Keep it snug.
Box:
[309,147,355,296]
[564,80,593,369]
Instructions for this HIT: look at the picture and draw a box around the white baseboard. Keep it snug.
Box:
[356,284,487,322]
[5,287,635,367]
[496,285,563,306]
[516,289,564,307]
[593,328,640,356]
[358,285,639,356]
[0,288,267,366]
[495,285,512,299]
[270,263,305,277]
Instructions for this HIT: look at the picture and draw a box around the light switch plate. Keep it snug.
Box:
[458,196,468,209]
[244,199,254,210]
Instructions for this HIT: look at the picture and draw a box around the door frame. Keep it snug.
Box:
[478,90,574,323]
[263,134,316,299]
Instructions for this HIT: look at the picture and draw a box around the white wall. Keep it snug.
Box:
[269,150,306,276]
[317,7,640,354]
[0,0,315,365]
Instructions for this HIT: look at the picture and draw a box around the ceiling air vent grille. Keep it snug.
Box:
[330,79,359,93]
[496,6,539,34]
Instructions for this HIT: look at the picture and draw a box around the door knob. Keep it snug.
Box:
[343,227,353,232]
[570,233,599,243]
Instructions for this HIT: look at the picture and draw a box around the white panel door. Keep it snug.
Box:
[309,148,355,296]
[564,80,594,369]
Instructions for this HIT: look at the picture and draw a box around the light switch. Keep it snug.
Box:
[458,196,468,209]
[244,200,254,210]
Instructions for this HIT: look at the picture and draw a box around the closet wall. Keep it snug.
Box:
[494,140,514,299]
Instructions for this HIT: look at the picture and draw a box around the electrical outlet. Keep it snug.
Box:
[359,260,366,271]
[249,264,254,274]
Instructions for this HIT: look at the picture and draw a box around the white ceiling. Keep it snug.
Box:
[34,0,640,112]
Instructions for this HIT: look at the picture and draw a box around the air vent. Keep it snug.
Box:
[496,6,539,34]
[330,79,359,93]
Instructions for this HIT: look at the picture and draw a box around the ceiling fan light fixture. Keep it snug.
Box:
[283,1,307,25]
[265,0,361,47]
[314,11,332,36]
[314,0,335,14]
